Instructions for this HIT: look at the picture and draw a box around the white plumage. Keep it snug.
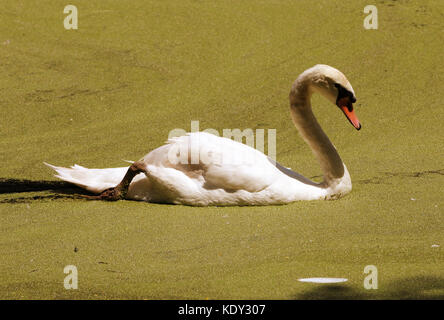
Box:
[46,65,360,206]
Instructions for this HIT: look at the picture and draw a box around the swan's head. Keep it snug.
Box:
[296,64,361,130]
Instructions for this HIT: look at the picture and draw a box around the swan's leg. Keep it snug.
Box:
[88,161,147,201]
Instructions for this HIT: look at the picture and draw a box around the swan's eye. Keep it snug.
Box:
[334,83,355,103]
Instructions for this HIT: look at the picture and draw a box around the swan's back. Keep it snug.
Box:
[144,132,278,193]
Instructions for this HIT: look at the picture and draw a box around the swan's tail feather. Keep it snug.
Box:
[44,162,129,194]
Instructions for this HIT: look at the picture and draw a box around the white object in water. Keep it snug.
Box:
[298,278,348,284]
[45,65,361,206]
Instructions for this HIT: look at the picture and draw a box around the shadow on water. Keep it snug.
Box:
[295,284,369,300]
[1,168,443,203]
[355,169,444,185]
[0,178,93,203]
[293,276,444,300]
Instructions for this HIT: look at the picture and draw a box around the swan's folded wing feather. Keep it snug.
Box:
[163,132,279,193]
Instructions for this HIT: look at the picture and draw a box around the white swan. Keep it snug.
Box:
[46,64,361,206]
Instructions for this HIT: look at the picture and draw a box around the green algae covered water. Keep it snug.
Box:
[0,0,443,299]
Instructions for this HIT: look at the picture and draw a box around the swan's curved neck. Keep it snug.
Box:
[289,77,346,187]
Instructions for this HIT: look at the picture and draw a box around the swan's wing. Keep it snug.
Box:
[272,159,320,187]
[157,132,280,193]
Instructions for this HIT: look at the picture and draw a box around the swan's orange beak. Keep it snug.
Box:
[337,97,361,130]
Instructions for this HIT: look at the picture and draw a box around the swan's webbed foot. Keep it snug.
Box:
[98,187,125,201]
[79,186,126,201]
[86,160,147,202]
